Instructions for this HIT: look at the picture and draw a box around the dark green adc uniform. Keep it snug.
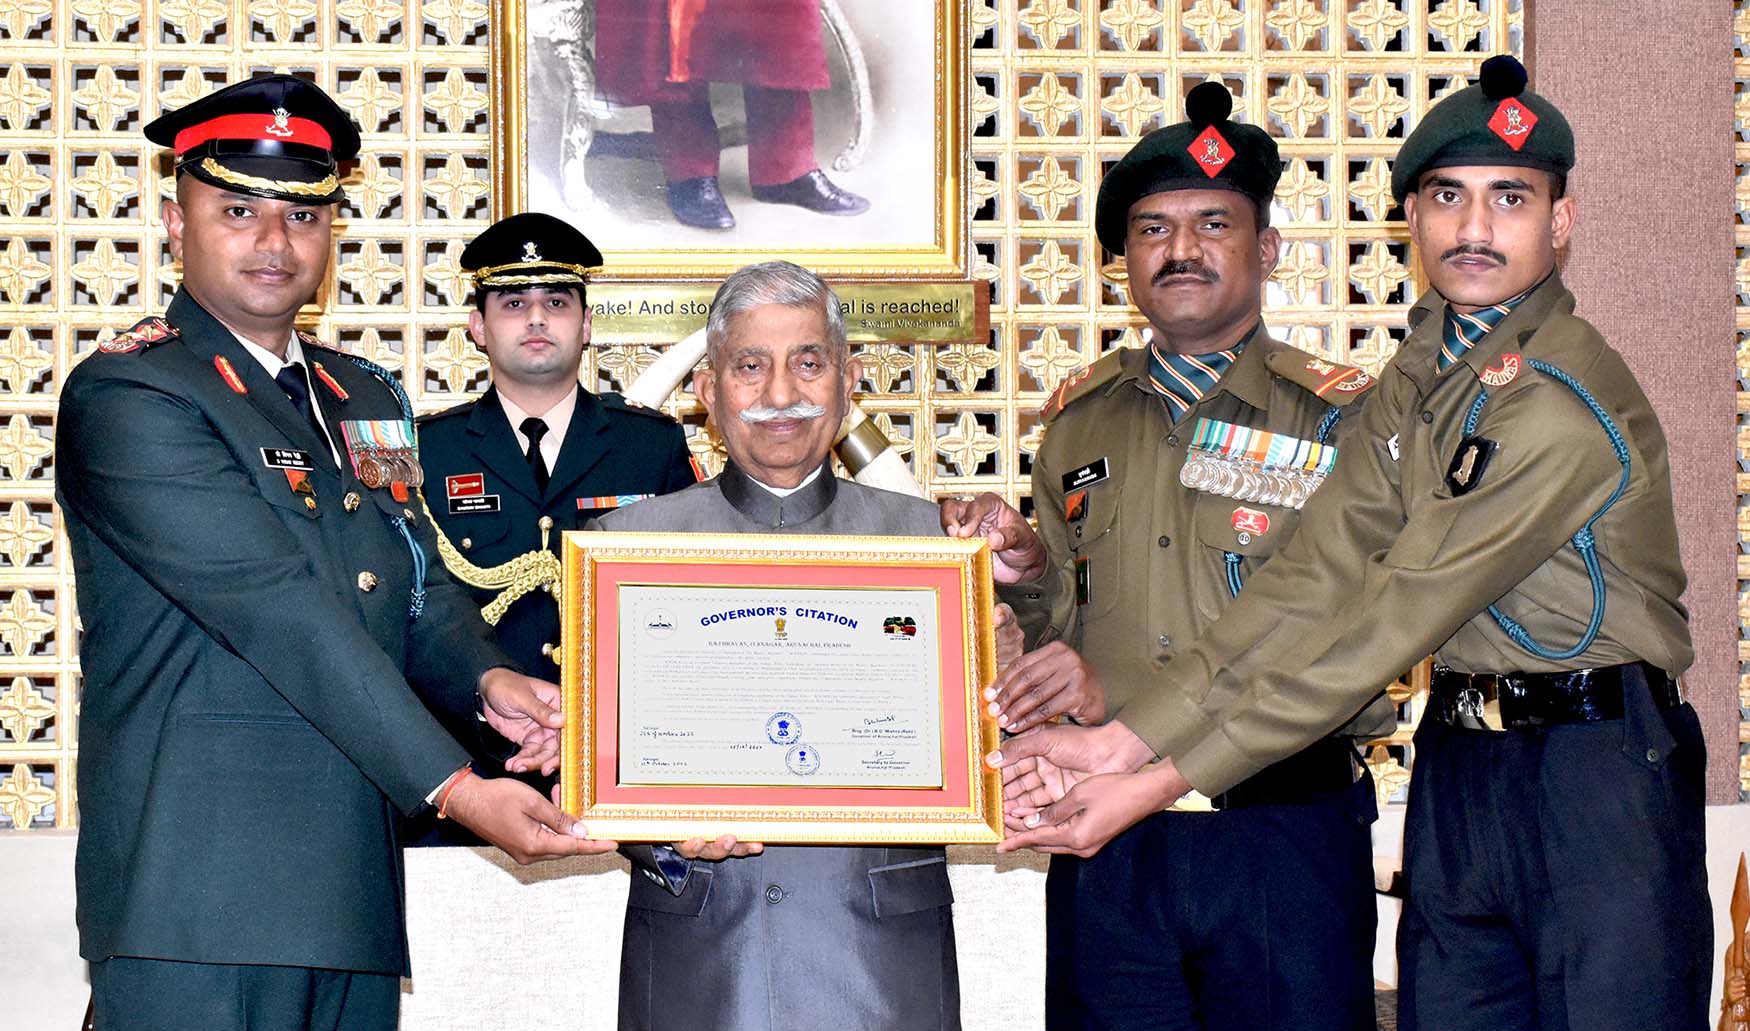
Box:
[411,213,695,844]
[1006,82,1393,1030]
[1109,58,1708,1031]
[59,76,514,1030]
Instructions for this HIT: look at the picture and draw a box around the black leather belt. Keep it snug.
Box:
[1210,737,1359,810]
[1429,661,1682,732]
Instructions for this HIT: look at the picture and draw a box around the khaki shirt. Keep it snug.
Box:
[1123,276,1694,795]
[1004,327,1396,743]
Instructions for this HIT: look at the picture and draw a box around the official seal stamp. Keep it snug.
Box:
[767,712,801,745]
[785,743,821,775]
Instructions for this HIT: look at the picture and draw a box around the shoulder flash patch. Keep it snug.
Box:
[601,392,678,421]
[1265,351,1375,406]
[1040,351,1125,423]
[96,316,177,355]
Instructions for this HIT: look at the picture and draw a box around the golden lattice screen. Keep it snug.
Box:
[0,0,1543,829]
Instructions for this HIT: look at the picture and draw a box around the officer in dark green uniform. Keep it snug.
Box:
[990,56,1709,1031]
[411,213,696,844]
[58,76,612,1030]
[948,82,1389,1030]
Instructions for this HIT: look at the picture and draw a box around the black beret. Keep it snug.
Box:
[1094,82,1282,255]
[462,212,604,291]
[1391,55,1574,203]
[144,74,359,204]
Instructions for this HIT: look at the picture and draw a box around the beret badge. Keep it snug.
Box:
[1184,82,1236,179]
[1481,55,1536,151]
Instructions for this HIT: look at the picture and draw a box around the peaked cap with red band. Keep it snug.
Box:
[144,74,361,204]
[1094,81,1282,255]
[1390,55,1574,203]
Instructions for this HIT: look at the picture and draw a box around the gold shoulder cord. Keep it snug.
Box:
[417,491,564,649]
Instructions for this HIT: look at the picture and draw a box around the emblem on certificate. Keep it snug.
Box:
[559,533,1002,844]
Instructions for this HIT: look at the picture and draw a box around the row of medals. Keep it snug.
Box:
[355,447,424,502]
[1178,448,1326,511]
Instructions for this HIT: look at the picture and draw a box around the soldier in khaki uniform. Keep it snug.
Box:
[947,83,1390,1030]
[989,56,1710,1031]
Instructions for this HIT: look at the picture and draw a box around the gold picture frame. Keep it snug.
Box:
[560,532,1001,844]
[491,0,970,281]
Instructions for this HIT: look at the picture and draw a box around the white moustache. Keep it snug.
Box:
[741,403,827,424]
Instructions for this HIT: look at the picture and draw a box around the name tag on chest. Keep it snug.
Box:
[260,447,314,471]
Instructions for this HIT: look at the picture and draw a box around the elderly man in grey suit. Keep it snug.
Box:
[596,260,962,1030]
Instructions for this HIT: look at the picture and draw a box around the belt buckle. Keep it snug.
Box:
[1449,675,1506,732]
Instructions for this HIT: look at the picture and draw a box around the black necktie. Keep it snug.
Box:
[275,362,329,449]
[521,417,550,492]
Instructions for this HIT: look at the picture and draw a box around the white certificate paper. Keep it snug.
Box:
[617,584,944,788]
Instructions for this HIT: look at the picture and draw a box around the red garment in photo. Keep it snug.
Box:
[596,0,830,105]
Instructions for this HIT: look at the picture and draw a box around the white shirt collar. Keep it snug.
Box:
[231,328,302,378]
[499,384,580,473]
[751,465,823,498]
[229,328,342,466]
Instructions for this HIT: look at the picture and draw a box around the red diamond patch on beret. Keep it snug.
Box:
[1488,98,1536,151]
[1188,125,1234,178]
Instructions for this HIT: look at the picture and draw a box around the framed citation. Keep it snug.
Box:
[559,532,1001,844]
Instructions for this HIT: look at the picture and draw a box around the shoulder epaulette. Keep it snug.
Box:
[415,400,473,426]
[294,328,325,351]
[601,392,679,421]
[1040,350,1125,423]
[95,316,177,355]
[1264,351,1375,407]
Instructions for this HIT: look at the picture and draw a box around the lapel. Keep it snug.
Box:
[165,290,335,467]
[542,387,611,506]
[465,386,543,507]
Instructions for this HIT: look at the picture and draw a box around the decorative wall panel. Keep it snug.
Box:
[0,0,1528,827]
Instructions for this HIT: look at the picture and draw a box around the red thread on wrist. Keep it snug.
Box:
[436,766,473,819]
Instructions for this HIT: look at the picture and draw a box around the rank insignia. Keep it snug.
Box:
[1302,357,1371,396]
[98,317,175,354]
[213,355,248,394]
[1064,489,1088,524]
[1480,353,1521,387]
[1445,435,1498,496]
[1041,366,1093,419]
[1489,98,1536,151]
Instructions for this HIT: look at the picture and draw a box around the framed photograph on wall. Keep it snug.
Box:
[491,0,970,280]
